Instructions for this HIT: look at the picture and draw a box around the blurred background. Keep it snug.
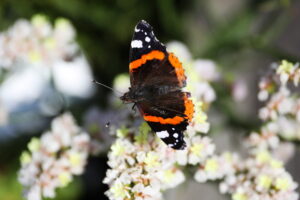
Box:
[1,0,300,199]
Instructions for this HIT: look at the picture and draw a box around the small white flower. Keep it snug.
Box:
[193,59,220,81]
[26,185,42,200]
[166,41,192,62]
[232,79,248,102]
[258,90,269,101]
[280,73,289,85]
[52,57,94,98]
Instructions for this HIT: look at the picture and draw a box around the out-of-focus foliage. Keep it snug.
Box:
[0,168,22,200]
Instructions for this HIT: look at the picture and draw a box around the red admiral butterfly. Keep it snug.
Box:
[121,20,194,150]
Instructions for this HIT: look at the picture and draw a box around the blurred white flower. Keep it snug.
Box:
[276,116,300,140]
[219,151,298,200]
[193,59,220,82]
[18,113,91,200]
[272,142,296,163]
[0,66,49,111]
[190,82,216,103]
[166,41,192,63]
[276,60,299,86]
[258,87,291,121]
[52,57,94,98]
[54,18,76,45]
[176,136,215,165]
[0,14,94,113]
[232,79,248,102]
[246,123,280,150]
[0,100,8,125]
[158,167,185,190]
[194,152,238,183]
[113,73,130,94]
[258,89,269,101]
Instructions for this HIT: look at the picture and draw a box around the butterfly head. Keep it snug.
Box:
[120,87,143,104]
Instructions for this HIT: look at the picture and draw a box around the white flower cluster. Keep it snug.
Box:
[191,143,298,200]
[0,14,93,111]
[103,124,185,200]
[0,14,76,69]
[18,113,90,200]
[195,152,238,183]
[221,60,300,200]
[246,122,280,150]
[219,151,298,200]
[257,60,300,141]
[175,135,215,166]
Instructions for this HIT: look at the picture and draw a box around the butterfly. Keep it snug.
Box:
[120,20,194,150]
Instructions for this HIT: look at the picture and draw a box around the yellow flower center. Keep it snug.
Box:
[58,172,72,187]
[144,152,159,168]
[275,177,290,191]
[204,159,218,172]
[190,143,204,157]
[258,175,272,189]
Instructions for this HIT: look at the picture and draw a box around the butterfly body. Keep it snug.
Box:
[121,20,194,150]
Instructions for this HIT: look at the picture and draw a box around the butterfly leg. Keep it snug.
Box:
[132,103,137,112]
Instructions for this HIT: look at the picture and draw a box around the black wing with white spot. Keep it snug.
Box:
[129,20,166,62]
[148,122,187,149]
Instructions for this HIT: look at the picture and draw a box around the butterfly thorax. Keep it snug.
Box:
[120,85,180,104]
[120,87,146,103]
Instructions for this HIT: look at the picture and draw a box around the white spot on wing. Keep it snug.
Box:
[157,131,169,138]
[131,40,143,48]
[145,36,151,42]
[135,27,140,32]
[172,128,175,130]
[173,133,179,138]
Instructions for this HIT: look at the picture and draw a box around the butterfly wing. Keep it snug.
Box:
[137,91,193,149]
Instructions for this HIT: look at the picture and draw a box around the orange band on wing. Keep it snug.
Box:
[183,94,194,122]
[144,95,194,125]
[129,50,165,71]
[144,115,184,125]
[168,53,186,86]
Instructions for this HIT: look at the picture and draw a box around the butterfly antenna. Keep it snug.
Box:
[92,80,123,95]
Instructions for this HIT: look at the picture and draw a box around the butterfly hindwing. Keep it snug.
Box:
[148,122,187,149]
[136,91,193,150]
